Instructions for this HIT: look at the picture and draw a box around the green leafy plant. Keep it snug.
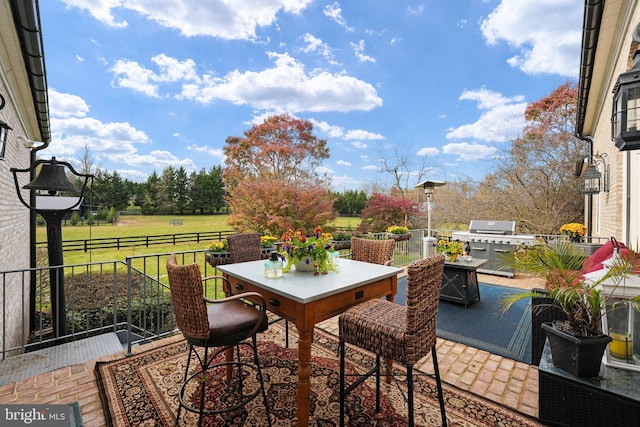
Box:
[500,240,640,337]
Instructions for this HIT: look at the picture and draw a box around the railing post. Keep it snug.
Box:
[126,257,134,356]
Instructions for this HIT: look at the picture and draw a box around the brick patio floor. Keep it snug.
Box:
[0,272,544,426]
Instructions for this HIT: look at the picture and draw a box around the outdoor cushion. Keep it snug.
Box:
[582,240,629,274]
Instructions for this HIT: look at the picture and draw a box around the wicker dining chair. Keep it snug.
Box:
[227,232,264,263]
[166,254,271,427]
[350,236,396,266]
[226,232,290,347]
[339,255,447,427]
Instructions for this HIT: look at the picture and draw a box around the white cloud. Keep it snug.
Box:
[62,0,313,40]
[417,147,439,156]
[49,89,90,118]
[446,87,527,142]
[442,142,498,161]
[336,159,351,166]
[344,129,384,140]
[480,0,581,77]
[310,119,344,138]
[111,54,200,97]
[301,33,336,64]
[351,40,376,63]
[187,144,225,158]
[109,51,382,113]
[351,141,369,149]
[407,5,425,15]
[178,52,382,113]
[323,2,353,31]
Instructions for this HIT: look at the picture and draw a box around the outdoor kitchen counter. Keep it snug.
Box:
[440,258,488,308]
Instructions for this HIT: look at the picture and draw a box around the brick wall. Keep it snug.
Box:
[0,79,33,354]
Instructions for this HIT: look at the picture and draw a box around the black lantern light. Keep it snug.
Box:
[612,49,640,150]
[11,157,93,338]
[0,94,12,160]
[580,154,609,195]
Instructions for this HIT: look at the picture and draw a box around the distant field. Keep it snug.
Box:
[37,215,362,265]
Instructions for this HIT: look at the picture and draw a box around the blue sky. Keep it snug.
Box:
[38,0,582,191]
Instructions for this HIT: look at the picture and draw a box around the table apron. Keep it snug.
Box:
[224,275,397,326]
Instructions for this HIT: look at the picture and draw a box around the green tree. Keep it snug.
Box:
[141,171,162,215]
[174,166,190,214]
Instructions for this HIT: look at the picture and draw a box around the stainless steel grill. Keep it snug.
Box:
[452,220,535,277]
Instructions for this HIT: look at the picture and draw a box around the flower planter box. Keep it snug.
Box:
[387,232,411,241]
[331,240,351,250]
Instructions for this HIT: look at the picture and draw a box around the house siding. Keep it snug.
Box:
[588,4,640,246]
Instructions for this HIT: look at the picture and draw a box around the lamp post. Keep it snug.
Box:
[11,157,92,338]
[415,180,445,258]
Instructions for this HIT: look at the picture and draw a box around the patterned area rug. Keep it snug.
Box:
[96,324,542,426]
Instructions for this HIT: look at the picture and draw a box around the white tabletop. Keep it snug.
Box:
[217,258,403,304]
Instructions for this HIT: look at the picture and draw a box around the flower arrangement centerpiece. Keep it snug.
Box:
[206,239,228,253]
[560,223,587,237]
[279,227,337,274]
[436,239,464,261]
[261,235,278,248]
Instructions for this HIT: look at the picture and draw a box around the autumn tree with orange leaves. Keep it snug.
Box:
[223,114,336,236]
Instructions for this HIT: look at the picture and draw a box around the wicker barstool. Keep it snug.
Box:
[166,254,271,427]
[339,255,447,427]
[350,236,395,266]
[227,233,264,263]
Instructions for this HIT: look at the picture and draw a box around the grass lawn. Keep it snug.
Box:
[37,215,361,265]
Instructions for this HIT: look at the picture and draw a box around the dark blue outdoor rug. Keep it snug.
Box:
[395,276,532,364]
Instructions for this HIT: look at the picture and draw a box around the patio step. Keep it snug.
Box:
[0,332,124,387]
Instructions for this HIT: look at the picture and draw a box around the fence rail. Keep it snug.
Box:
[36,231,236,252]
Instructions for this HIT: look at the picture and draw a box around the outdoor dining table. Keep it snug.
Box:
[216,258,403,427]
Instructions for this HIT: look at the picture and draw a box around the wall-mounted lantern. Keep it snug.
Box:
[612,48,640,150]
[580,153,609,194]
[0,94,12,160]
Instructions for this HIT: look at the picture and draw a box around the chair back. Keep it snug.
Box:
[405,255,445,349]
[166,254,210,340]
[227,233,263,263]
[350,237,395,265]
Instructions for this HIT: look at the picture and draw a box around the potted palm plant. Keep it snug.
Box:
[500,240,640,377]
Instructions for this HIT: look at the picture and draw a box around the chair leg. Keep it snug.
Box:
[431,345,447,427]
[339,341,346,427]
[252,335,272,427]
[407,365,414,427]
[375,354,381,413]
[175,345,195,427]
[197,345,210,427]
